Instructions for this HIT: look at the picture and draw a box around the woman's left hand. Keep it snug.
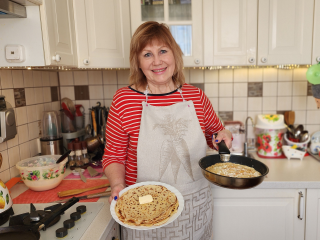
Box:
[212,129,233,150]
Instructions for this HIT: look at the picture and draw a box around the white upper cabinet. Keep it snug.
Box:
[73,0,131,68]
[203,0,258,66]
[312,0,320,65]
[305,189,320,240]
[258,0,314,66]
[130,0,203,67]
[40,0,77,66]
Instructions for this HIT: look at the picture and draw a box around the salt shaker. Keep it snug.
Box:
[81,141,90,164]
[74,142,84,167]
[68,142,76,167]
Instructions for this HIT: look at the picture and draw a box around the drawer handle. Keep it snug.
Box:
[298,191,304,220]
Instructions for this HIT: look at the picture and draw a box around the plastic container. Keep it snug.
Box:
[254,114,286,158]
[283,133,310,151]
[41,111,62,140]
[60,109,76,133]
[16,155,67,191]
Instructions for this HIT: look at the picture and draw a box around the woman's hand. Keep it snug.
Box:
[212,129,233,150]
[109,183,126,204]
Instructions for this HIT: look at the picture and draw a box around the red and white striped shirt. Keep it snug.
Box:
[102,83,224,186]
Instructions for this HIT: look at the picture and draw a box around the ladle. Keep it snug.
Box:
[294,125,304,139]
[299,130,309,143]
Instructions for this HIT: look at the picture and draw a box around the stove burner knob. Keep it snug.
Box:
[63,219,75,229]
[70,212,81,221]
[56,227,68,238]
[76,205,87,214]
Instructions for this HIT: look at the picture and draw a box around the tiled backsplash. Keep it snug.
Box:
[0,67,319,182]
[0,70,60,182]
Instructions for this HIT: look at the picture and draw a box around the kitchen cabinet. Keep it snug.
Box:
[40,0,78,66]
[130,0,203,67]
[305,189,320,240]
[204,0,314,66]
[73,0,131,68]
[212,188,305,240]
[312,0,320,65]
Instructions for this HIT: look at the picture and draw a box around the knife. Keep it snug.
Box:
[50,191,111,203]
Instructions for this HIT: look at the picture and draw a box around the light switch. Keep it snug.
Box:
[5,45,25,63]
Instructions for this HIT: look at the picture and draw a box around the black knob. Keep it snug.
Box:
[70,212,81,221]
[56,227,68,238]
[63,219,75,229]
[76,205,87,214]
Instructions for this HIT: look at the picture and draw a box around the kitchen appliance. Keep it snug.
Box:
[40,111,63,155]
[199,141,269,189]
[0,153,14,226]
[254,114,286,158]
[0,96,17,143]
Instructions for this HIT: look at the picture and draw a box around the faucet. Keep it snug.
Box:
[244,116,254,157]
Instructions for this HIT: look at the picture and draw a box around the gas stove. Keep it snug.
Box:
[1,202,104,240]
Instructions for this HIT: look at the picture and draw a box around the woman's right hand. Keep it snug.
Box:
[109,183,126,204]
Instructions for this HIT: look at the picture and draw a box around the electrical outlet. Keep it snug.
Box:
[5,45,25,63]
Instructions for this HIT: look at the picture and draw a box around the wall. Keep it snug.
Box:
[0,69,60,182]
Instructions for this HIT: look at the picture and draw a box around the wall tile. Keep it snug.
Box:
[104,99,113,108]
[183,69,190,83]
[293,68,307,81]
[25,88,35,105]
[34,87,44,104]
[233,111,247,123]
[190,69,204,83]
[117,70,130,85]
[263,97,277,111]
[118,84,128,89]
[14,88,26,107]
[191,83,204,91]
[307,110,320,124]
[23,70,34,88]
[52,102,60,112]
[292,82,307,96]
[103,70,117,84]
[19,141,30,161]
[278,69,293,82]
[0,142,7,152]
[248,97,262,111]
[61,86,75,100]
[42,71,50,87]
[204,70,219,83]
[219,97,233,111]
[12,70,24,88]
[28,122,40,140]
[277,96,292,110]
[74,71,88,85]
[294,110,306,125]
[29,138,40,157]
[0,150,9,172]
[89,86,104,99]
[59,71,74,86]
[103,85,118,99]
[27,105,37,123]
[248,69,263,82]
[2,89,15,108]
[233,69,248,82]
[49,72,58,86]
[204,83,218,98]
[90,99,104,108]
[10,166,20,178]
[36,104,44,121]
[263,68,277,82]
[263,82,277,97]
[248,82,263,97]
[17,124,29,144]
[33,71,42,87]
[74,86,89,100]
[51,87,59,101]
[305,125,320,135]
[8,145,20,167]
[277,82,292,96]
[43,103,52,111]
[234,83,247,97]
[219,69,233,83]
[307,96,318,110]
[209,98,219,111]
[0,70,13,89]
[43,87,51,102]
[292,96,307,110]
[7,133,19,149]
[219,83,233,97]
[218,111,233,121]
[307,82,312,96]
[233,97,247,111]
[0,170,10,183]
[88,71,102,85]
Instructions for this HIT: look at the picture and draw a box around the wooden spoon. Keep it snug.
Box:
[58,183,110,197]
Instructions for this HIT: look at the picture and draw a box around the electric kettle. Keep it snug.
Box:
[0,153,14,226]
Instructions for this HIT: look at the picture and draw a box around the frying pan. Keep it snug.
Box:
[0,197,79,240]
[199,141,269,189]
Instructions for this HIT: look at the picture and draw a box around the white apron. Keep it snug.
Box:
[122,88,213,240]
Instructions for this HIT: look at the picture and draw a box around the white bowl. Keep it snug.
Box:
[283,133,310,151]
[16,155,67,191]
[282,146,305,160]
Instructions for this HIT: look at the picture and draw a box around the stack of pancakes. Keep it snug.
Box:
[115,185,179,226]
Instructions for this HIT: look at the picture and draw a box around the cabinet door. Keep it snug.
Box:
[130,0,203,67]
[203,0,257,66]
[312,0,320,65]
[305,189,320,240]
[212,188,305,240]
[258,0,314,66]
[74,0,131,68]
[40,0,77,66]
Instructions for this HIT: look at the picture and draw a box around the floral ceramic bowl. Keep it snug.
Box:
[282,145,306,160]
[283,133,310,151]
[16,155,67,191]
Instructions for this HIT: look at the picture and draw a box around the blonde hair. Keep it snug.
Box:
[129,21,185,90]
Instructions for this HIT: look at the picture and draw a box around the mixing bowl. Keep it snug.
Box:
[16,155,67,191]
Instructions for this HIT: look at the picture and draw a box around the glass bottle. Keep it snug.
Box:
[68,142,76,167]
[81,141,90,165]
[74,142,84,167]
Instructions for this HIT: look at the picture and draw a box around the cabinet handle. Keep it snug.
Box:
[297,191,304,220]
[194,59,200,64]
[248,57,255,63]
[83,59,89,65]
[261,57,267,63]
[316,56,320,63]
[52,54,61,62]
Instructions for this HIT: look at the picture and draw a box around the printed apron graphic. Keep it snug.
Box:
[154,114,193,183]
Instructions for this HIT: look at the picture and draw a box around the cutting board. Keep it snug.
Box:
[13,179,110,204]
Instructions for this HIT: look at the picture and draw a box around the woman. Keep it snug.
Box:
[103,21,232,240]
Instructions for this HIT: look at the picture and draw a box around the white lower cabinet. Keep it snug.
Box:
[305,189,320,240]
[212,188,305,240]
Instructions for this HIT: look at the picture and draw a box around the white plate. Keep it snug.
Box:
[110,181,184,230]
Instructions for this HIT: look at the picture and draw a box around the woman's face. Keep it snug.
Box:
[138,40,175,86]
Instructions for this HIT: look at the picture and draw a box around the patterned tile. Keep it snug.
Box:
[218,111,233,121]
[307,82,313,96]
[51,87,59,102]
[248,82,263,97]
[191,83,204,91]
[75,86,89,100]
[14,88,26,107]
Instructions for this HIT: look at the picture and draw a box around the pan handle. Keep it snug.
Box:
[217,140,230,155]
[297,191,304,220]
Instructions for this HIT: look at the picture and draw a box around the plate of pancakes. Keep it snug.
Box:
[110,181,184,230]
